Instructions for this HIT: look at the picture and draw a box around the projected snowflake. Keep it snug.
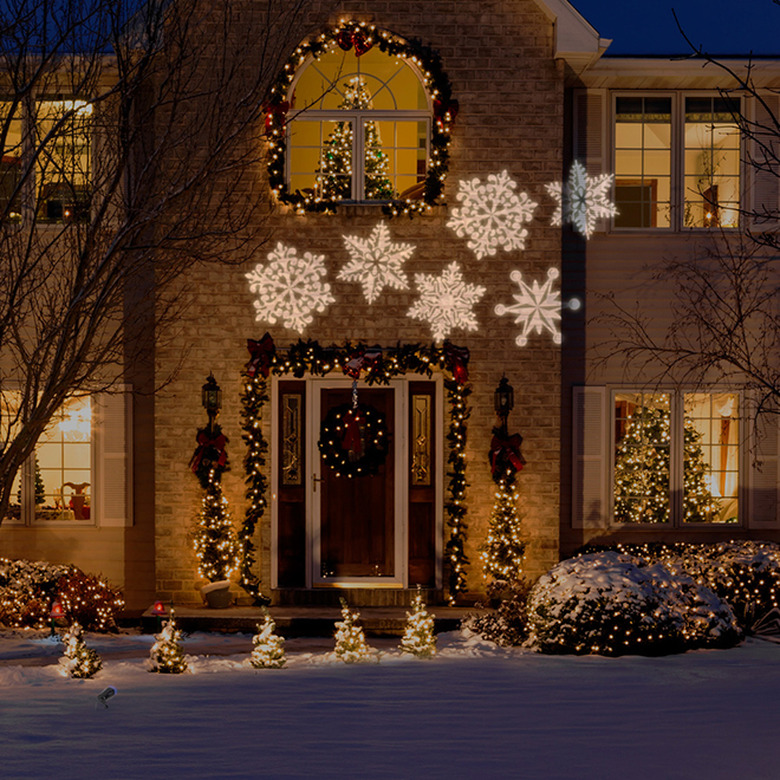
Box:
[545,160,617,239]
[338,222,414,304]
[245,242,335,333]
[407,262,486,342]
[495,267,562,347]
[447,170,538,259]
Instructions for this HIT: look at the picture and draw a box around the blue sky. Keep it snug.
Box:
[570,0,779,57]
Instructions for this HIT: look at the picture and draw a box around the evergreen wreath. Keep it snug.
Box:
[265,20,456,217]
[318,402,389,478]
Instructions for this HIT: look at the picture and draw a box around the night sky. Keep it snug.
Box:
[570,0,779,57]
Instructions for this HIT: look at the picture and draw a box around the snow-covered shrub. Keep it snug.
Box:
[149,615,188,674]
[59,622,102,679]
[334,599,373,663]
[526,552,740,656]
[400,590,436,658]
[463,580,531,647]
[0,558,123,631]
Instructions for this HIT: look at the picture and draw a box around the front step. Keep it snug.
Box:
[141,604,482,637]
[270,587,444,608]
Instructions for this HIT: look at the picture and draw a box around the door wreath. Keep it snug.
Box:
[318,402,389,478]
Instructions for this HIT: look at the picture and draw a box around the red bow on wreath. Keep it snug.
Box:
[343,346,383,379]
[489,432,526,479]
[263,101,289,134]
[433,98,460,129]
[336,25,374,56]
[443,341,470,384]
[189,430,229,475]
[246,333,276,378]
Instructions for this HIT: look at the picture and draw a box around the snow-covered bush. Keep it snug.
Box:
[250,609,286,669]
[149,615,188,674]
[0,558,123,631]
[463,580,531,647]
[400,590,436,658]
[334,599,373,663]
[526,552,741,656]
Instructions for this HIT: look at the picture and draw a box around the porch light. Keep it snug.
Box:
[494,375,514,429]
[201,373,222,431]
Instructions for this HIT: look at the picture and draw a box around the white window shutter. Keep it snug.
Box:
[748,93,780,229]
[748,411,780,527]
[573,88,607,176]
[572,386,608,529]
[93,389,132,527]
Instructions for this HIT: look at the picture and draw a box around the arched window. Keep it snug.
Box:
[265,22,456,215]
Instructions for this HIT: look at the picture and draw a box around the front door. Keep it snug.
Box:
[314,385,400,584]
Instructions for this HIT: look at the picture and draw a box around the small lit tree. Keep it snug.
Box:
[59,622,102,679]
[250,608,286,669]
[400,588,436,658]
[149,612,188,674]
[334,598,372,663]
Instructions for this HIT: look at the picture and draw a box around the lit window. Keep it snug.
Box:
[684,97,740,228]
[288,47,429,203]
[613,390,739,525]
[612,94,740,230]
[0,101,23,221]
[614,97,672,228]
[34,99,92,223]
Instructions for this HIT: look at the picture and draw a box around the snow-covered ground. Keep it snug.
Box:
[1,629,779,780]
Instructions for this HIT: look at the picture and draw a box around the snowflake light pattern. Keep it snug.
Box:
[546,160,617,239]
[447,170,538,259]
[407,262,486,342]
[338,222,414,304]
[245,242,335,333]
[495,267,562,347]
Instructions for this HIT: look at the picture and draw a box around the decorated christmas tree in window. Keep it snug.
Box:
[614,406,719,523]
[317,77,394,201]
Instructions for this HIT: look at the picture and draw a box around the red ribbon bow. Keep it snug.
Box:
[264,101,290,134]
[443,341,469,384]
[336,25,373,56]
[433,99,460,127]
[343,346,383,379]
[246,333,276,378]
[489,432,526,479]
[190,430,229,475]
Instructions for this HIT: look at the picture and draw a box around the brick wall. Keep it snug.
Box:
[151,0,563,605]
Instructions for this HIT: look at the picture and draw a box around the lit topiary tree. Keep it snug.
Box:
[149,612,188,674]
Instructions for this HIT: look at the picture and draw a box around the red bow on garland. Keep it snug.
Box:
[246,333,276,378]
[433,98,460,128]
[336,25,374,56]
[443,341,469,384]
[189,430,229,475]
[343,346,383,379]
[263,101,290,134]
[489,432,526,479]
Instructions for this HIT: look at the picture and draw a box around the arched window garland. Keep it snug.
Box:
[240,336,471,604]
[264,20,457,217]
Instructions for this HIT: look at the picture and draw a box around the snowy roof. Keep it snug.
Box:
[570,0,780,58]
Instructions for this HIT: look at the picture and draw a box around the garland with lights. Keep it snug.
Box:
[318,402,389,478]
[265,19,456,217]
[241,336,471,602]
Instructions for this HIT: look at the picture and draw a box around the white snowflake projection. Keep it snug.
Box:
[495,267,562,347]
[407,262,486,342]
[338,222,414,304]
[447,170,538,259]
[545,160,618,239]
[245,242,335,333]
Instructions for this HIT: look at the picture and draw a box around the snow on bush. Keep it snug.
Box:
[526,552,741,656]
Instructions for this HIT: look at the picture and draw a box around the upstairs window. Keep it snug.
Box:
[266,22,455,216]
[612,93,740,230]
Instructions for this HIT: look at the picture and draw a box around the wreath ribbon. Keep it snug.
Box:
[444,341,470,384]
[246,333,276,378]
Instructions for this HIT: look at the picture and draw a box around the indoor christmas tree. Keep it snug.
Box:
[614,406,719,523]
[249,608,286,669]
[193,475,240,583]
[149,612,188,674]
[400,588,436,658]
[59,622,102,679]
[334,598,373,663]
[317,76,394,201]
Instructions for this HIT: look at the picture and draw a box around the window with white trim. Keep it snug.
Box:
[288,47,429,202]
[612,390,740,525]
[612,93,741,229]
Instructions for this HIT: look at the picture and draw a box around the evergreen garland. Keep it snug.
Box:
[265,20,455,216]
[241,338,472,603]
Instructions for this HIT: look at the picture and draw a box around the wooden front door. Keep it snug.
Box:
[316,386,396,581]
